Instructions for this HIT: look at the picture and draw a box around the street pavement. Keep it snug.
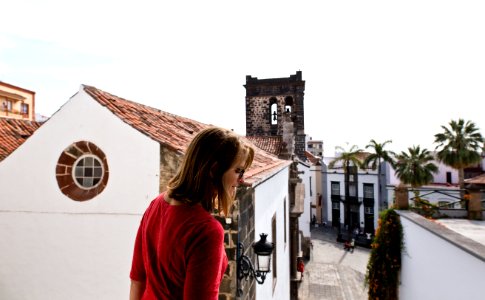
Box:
[298,226,371,300]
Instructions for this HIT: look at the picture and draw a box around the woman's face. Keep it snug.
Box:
[222,152,246,199]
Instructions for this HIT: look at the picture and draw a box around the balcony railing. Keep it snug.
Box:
[0,107,29,118]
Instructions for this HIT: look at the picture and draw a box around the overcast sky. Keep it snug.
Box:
[1,0,484,156]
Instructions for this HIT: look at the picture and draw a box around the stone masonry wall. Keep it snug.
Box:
[158,146,183,192]
[244,71,306,161]
[235,186,256,300]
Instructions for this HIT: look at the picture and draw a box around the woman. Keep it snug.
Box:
[130,127,254,300]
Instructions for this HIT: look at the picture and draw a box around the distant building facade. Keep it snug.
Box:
[306,138,323,157]
[0,81,35,121]
[322,156,390,236]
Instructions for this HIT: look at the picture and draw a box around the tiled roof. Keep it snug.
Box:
[246,136,283,156]
[465,174,485,185]
[84,85,207,153]
[304,150,321,165]
[84,85,288,184]
[0,118,43,161]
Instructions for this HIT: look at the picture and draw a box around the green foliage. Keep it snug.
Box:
[362,139,396,170]
[328,144,364,170]
[394,145,438,188]
[366,209,404,300]
[434,119,484,170]
[412,197,438,218]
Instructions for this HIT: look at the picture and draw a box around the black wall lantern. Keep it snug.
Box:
[237,233,274,285]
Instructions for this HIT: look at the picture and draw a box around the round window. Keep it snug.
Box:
[56,141,109,201]
[72,155,104,189]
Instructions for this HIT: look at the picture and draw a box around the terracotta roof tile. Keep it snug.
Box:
[304,150,321,165]
[84,85,288,184]
[84,85,207,153]
[246,136,283,156]
[465,174,485,185]
[0,118,43,161]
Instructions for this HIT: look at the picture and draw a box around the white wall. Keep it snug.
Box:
[0,87,161,299]
[254,167,290,300]
[298,162,311,238]
[399,213,485,300]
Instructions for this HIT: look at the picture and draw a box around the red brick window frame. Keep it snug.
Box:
[56,141,109,201]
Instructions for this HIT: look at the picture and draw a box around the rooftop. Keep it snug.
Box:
[436,218,485,248]
[0,118,43,162]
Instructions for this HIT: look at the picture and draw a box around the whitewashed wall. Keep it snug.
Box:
[254,167,290,300]
[0,87,160,299]
[399,212,485,300]
[297,161,311,238]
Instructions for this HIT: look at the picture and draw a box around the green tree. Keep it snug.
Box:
[329,144,364,234]
[394,145,438,204]
[434,119,484,201]
[366,209,403,300]
[362,139,396,211]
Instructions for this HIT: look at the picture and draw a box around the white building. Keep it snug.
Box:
[321,156,389,236]
[0,85,291,300]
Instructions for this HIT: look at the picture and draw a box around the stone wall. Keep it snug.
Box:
[244,71,306,161]
[159,146,183,192]
[235,186,256,300]
[213,214,238,300]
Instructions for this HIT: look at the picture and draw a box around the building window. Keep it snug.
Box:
[270,102,278,125]
[446,172,452,184]
[284,96,293,113]
[331,181,340,196]
[21,103,29,116]
[2,99,12,112]
[272,214,277,288]
[349,182,356,197]
[73,155,104,189]
[332,202,340,209]
[284,198,287,244]
[309,176,313,197]
[364,183,374,198]
[56,141,109,201]
[365,207,374,214]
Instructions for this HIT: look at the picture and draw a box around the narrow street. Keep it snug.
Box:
[298,226,371,300]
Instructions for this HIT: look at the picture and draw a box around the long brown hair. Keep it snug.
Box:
[167,127,254,215]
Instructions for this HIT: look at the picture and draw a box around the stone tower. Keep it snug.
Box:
[244,71,306,160]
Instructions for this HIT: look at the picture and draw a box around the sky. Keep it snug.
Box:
[1,0,484,156]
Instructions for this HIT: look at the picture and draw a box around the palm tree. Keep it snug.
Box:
[329,144,364,237]
[434,119,484,201]
[362,139,396,211]
[394,145,438,203]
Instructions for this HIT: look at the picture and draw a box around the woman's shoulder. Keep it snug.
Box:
[186,207,224,233]
[141,193,169,216]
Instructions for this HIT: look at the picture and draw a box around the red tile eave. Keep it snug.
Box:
[242,160,290,186]
[0,118,43,161]
[465,174,485,185]
[246,136,282,156]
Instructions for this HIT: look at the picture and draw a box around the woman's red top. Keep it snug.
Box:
[130,193,228,299]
